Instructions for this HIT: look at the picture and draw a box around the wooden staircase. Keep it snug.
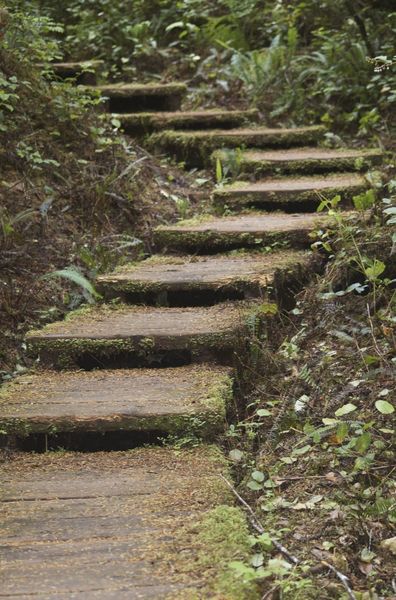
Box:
[0,66,383,599]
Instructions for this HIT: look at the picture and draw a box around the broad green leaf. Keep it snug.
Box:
[259,302,278,315]
[266,558,292,575]
[256,532,273,551]
[363,354,380,366]
[251,553,264,568]
[229,449,244,462]
[353,189,375,211]
[280,456,297,464]
[42,267,101,300]
[336,421,349,442]
[360,547,376,562]
[247,480,263,491]
[375,400,395,414]
[355,432,372,453]
[292,444,311,456]
[251,470,265,483]
[335,403,357,417]
[257,408,271,417]
[364,259,386,281]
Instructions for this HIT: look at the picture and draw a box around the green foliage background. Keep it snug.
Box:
[15,0,393,130]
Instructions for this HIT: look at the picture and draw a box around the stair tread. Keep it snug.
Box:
[120,108,258,118]
[216,172,366,193]
[98,250,309,293]
[154,124,325,138]
[212,146,382,176]
[0,447,234,598]
[0,365,231,435]
[149,125,326,166]
[156,212,331,234]
[48,60,104,71]
[118,108,258,131]
[26,301,261,367]
[236,146,383,162]
[27,302,254,340]
[95,82,187,97]
[153,212,340,252]
[213,173,367,209]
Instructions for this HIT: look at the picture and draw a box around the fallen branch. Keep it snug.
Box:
[220,475,299,565]
[220,475,357,600]
[312,550,357,600]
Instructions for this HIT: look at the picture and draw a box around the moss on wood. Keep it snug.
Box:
[148,126,326,167]
[213,180,368,210]
[119,108,258,134]
[212,148,384,177]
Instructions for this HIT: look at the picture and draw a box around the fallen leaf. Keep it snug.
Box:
[358,561,374,576]
[360,547,376,562]
[325,471,342,484]
[329,508,346,522]
[293,495,323,510]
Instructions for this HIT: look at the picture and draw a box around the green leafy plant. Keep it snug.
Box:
[41,266,101,304]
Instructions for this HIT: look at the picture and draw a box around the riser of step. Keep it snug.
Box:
[39,60,104,85]
[153,212,335,253]
[0,365,231,439]
[118,108,258,134]
[212,147,384,177]
[95,83,187,113]
[26,302,262,369]
[148,126,326,167]
[213,174,368,211]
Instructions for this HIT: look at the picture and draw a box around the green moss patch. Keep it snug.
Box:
[179,505,260,599]
[148,126,326,167]
[212,147,384,177]
[25,301,261,368]
[119,108,258,134]
[95,82,188,98]
[213,175,368,209]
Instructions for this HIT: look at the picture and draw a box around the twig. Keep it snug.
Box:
[220,475,299,565]
[261,585,278,600]
[366,303,384,360]
[221,475,357,600]
[111,156,147,184]
[274,475,327,481]
[312,553,357,600]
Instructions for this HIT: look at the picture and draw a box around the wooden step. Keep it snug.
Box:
[26,301,260,368]
[97,250,311,304]
[148,125,326,167]
[213,173,368,211]
[0,365,231,438]
[118,108,258,134]
[40,60,104,85]
[212,146,384,177]
[154,212,335,253]
[94,82,187,113]
[0,448,254,598]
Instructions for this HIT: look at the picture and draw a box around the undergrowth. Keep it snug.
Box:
[27,0,396,134]
[226,185,396,598]
[0,3,194,376]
